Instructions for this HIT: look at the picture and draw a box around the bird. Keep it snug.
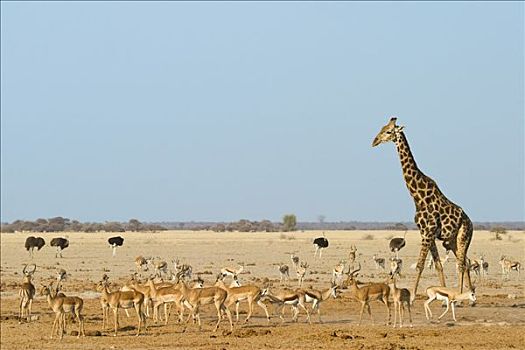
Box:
[389,231,407,259]
[108,236,124,257]
[50,237,69,258]
[24,236,46,258]
[313,233,329,258]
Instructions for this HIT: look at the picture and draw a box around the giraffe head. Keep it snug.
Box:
[372,117,404,147]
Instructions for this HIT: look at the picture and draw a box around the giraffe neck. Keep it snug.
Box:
[394,131,425,199]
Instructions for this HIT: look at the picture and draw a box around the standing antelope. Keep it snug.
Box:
[389,257,403,278]
[145,278,185,324]
[427,252,450,271]
[215,275,270,324]
[277,264,290,284]
[499,256,521,279]
[40,282,85,339]
[97,277,147,336]
[387,274,412,328]
[152,260,168,278]
[332,260,346,285]
[172,259,193,281]
[345,264,391,325]
[469,258,481,277]
[264,288,308,323]
[372,255,386,270]
[135,256,150,272]
[177,278,233,332]
[220,264,244,279]
[296,283,338,324]
[424,286,476,322]
[479,255,489,276]
[296,261,309,287]
[347,245,358,271]
[18,264,36,323]
[291,254,300,270]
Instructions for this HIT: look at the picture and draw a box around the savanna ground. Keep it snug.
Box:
[1,230,524,349]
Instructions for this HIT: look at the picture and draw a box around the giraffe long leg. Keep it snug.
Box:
[407,302,413,327]
[412,239,431,302]
[455,218,474,292]
[429,241,446,287]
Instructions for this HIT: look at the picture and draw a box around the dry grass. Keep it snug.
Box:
[0,230,524,349]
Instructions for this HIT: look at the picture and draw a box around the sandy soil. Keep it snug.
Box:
[1,230,524,349]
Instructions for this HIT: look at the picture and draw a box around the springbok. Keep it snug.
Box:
[424,286,476,322]
[277,264,290,284]
[295,261,309,287]
[18,264,36,323]
[296,283,338,323]
[372,255,386,270]
[499,256,520,279]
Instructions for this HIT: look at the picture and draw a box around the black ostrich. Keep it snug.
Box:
[50,237,69,258]
[313,233,329,258]
[24,236,46,258]
[389,231,407,259]
[108,236,124,257]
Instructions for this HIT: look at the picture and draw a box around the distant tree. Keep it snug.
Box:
[317,215,326,224]
[127,219,142,232]
[0,224,14,233]
[490,226,507,240]
[142,223,168,232]
[394,223,408,231]
[212,223,226,232]
[69,220,82,231]
[48,216,67,232]
[104,222,125,232]
[283,214,297,232]
[474,224,486,230]
[258,220,276,232]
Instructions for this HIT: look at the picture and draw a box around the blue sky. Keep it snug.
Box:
[1,2,523,223]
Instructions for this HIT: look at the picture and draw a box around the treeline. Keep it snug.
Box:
[2,217,523,233]
[0,217,167,233]
[205,219,281,232]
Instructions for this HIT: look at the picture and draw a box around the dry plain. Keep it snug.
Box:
[1,230,524,350]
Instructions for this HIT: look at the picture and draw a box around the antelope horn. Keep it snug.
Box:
[29,264,37,274]
[348,263,361,276]
[22,264,28,274]
[174,270,185,281]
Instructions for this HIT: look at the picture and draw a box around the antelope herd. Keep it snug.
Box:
[11,234,522,341]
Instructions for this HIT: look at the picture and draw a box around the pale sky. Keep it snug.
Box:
[1,2,523,223]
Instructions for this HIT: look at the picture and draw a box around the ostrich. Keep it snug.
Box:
[24,236,46,258]
[389,231,407,259]
[50,237,69,258]
[313,233,329,258]
[108,236,124,257]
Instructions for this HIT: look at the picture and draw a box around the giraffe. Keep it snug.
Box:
[372,117,474,301]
